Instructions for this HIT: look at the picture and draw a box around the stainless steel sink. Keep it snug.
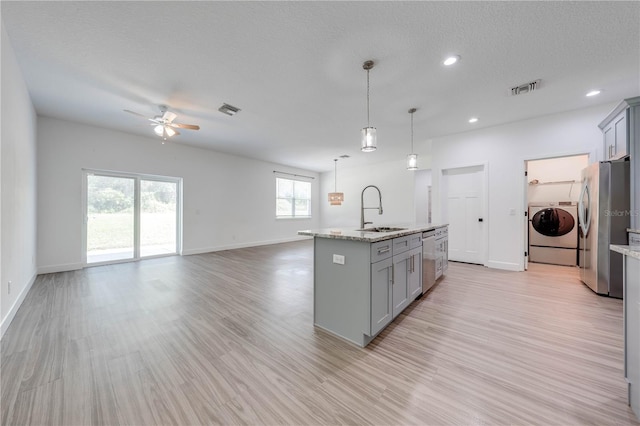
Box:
[357,227,407,233]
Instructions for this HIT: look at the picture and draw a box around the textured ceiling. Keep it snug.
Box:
[2,1,639,172]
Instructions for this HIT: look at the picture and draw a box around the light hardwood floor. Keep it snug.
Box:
[1,240,638,425]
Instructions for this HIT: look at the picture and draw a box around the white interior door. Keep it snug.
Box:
[442,165,485,265]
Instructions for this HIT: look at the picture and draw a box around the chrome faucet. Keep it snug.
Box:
[360,185,383,229]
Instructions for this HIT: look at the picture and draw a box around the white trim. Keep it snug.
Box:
[183,235,311,256]
[1,273,37,339]
[37,263,84,274]
[486,260,522,272]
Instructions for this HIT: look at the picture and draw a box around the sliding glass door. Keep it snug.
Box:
[86,175,135,263]
[140,179,178,257]
[85,170,181,265]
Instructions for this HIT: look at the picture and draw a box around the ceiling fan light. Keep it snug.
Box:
[407,154,418,170]
[154,125,164,136]
[361,127,377,152]
[164,126,176,137]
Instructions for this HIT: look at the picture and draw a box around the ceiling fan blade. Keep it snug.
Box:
[148,118,162,124]
[170,123,200,130]
[124,109,149,118]
[162,111,177,123]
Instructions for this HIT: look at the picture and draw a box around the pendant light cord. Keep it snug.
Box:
[334,159,338,191]
[410,112,414,153]
[366,69,371,127]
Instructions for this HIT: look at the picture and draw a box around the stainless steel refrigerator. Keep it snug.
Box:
[578,160,630,298]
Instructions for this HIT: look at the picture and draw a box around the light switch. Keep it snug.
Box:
[509,208,516,216]
[333,254,345,265]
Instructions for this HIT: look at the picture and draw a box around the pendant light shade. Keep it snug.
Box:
[361,127,377,152]
[361,60,377,152]
[328,159,344,205]
[407,153,418,170]
[406,108,418,170]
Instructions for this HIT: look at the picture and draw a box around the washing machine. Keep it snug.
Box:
[528,202,578,266]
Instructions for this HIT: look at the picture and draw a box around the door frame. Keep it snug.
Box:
[434,161,489,267]
[81,168,183,267]
[522,149,595,272]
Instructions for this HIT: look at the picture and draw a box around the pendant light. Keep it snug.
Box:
[361,60,377,152]
[406,108,418,170]
[328,159,344,205]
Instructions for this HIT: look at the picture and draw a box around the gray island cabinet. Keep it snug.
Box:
[299,225,444,347]
[610,244,640,418]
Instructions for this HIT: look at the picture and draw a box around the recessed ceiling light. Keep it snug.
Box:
[468,117,478,123]
[586,90,601,97]
[443,55,460,66]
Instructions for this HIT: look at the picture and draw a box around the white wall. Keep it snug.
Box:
[414,169,432,224]
[432,103,615,271]
[319,159,417,229]
[1,23,38,337]
[527,155,588,203]
[37,117,320,273]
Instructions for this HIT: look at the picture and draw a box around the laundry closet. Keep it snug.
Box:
[526,155,588,266]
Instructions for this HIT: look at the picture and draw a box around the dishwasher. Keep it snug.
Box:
[422,230,436,294]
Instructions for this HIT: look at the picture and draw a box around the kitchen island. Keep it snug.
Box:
[298,224,447,347]
[610,244,640,418]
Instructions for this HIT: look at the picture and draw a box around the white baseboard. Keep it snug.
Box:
[486,260,523,272]
[1,272,37,339]
[183,235,311,256]
[37,262,83,275]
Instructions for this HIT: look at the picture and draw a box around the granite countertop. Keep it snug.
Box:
[298,223,447,242]
[628,228,640,234]
[610,244,640,261]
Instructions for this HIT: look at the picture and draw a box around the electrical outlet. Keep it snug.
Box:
[333,254,345,265]
[8,281,11,295]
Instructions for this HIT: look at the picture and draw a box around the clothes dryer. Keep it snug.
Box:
[528,202,578,266]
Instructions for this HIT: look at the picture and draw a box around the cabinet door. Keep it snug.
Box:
[371,258,393,336]
[392,251,410,318]
[604,123,615,160]
[614,112,628,159]
[407,247,423,300]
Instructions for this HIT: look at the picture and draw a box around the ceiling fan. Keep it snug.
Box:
[124,105,200,140]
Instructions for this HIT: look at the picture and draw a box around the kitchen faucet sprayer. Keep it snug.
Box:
[360,185,383,229]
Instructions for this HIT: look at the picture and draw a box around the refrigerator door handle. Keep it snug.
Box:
[578,180,591,236]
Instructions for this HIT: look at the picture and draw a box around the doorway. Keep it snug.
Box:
[524,154,588,269]
[440,164,486,265]
[83,170,182,265]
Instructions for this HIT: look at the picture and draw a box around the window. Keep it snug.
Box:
[276,177,311,218]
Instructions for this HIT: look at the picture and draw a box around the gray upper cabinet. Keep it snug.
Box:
[600,97,639,161]
[602,111,627,160]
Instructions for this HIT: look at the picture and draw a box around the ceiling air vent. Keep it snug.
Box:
[511,79,541,96]
[218,103,241,116]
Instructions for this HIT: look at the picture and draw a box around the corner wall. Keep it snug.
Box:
[36,117,320,273]
[1,22,38,337]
